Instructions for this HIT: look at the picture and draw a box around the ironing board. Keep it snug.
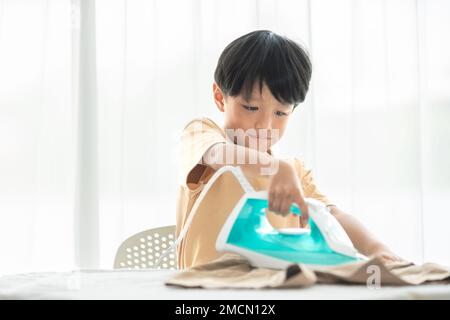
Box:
[1,269,449,300]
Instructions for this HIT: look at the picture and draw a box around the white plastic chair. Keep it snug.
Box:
[113,225,177,270]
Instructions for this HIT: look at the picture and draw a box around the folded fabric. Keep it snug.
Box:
[165,253,450,289]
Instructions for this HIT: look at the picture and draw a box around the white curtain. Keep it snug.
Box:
[0,0,449,275]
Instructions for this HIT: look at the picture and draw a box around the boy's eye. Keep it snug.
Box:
[242,105,259,112]
[275,111,288,117]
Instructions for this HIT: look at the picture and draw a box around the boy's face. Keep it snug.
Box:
[213,81,294,153]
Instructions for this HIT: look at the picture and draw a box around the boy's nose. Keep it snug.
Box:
[255,115,272,131]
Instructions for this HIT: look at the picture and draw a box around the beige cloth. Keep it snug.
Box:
[176,117,335,269]
[166,253,450,289]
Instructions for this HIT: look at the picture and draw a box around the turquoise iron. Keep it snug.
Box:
[215,172,368,269]
[157,165,367,269]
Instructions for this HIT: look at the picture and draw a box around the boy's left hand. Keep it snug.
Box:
[369,244,406,264]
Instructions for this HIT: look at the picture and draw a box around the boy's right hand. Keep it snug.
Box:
[267,159,309,226]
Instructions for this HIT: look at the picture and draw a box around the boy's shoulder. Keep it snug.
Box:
[183,117,223,133]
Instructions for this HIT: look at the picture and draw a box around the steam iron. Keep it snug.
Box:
[157,165,367,269]
[216,191,368,270]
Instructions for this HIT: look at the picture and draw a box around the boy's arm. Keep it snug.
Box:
[328,205,403,262]
[202,142,310,221]
[202,142,280,178]
[203,141,403,259]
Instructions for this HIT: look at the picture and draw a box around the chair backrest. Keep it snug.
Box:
[113,225,177,270]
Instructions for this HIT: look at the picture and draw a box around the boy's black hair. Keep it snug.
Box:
[214,30,312,109]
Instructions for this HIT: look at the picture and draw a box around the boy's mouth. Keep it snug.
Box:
[245,133,274,151]
[246,131,274,140]
[226,128,278,148]
[248,134,271,140]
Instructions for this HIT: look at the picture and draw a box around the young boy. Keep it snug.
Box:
[175,30,402,269]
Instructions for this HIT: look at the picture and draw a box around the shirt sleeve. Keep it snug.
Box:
[294,158,336,207]
[178,118,227,189]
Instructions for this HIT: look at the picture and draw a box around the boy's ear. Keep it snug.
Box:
[213,82,225,112]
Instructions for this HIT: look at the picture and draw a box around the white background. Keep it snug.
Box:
[0,0,449,275]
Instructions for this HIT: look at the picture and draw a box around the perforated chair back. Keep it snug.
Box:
[114,225,177,270]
